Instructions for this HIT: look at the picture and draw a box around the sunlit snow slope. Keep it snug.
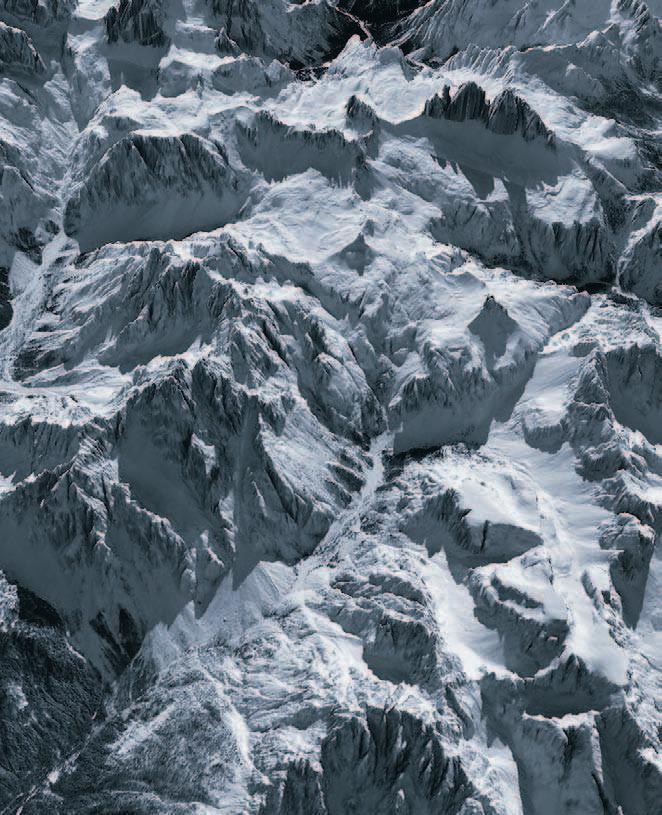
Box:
[0,0,661,812]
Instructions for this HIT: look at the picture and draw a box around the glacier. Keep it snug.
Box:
[0,0,660,812]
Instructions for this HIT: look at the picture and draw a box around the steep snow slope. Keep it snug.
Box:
[0,0,660,813]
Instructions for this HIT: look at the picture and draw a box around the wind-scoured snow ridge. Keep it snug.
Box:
[0,0,661,813]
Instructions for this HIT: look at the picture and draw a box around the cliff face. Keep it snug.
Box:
[63,133,247,250]
[104,0,170,48]
[0,0,661,813]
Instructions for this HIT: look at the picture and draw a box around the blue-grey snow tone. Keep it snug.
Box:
[0,0,660,812]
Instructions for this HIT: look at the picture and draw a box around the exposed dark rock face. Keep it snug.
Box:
[0,0,660,812]
[0,266,10,330]
[339,0,426,28]
[104,0,169,47]
[64,133,245,250]
[0,0,72,27]
[0,20,45,73]
[487,88,555,144]
[424,82,555,146]
[209,0,364,66]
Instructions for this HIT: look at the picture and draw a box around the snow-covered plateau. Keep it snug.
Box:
[0,0,661,812]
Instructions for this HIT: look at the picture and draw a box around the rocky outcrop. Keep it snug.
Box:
[0,581,102,810]
[104,0,169,47]
[404,483,544,563]
[64,133,245,251]
[616,0,661,79]
[315,708,490,815]
[468,562,568,675]
[604,344,662,446]
[390,288,588,452]
[619,217,662,304]
[0,266,10,330]
[237,111,365,184]
[329,564,439,684]
[525,215,614,285]
[0,142,54,266]
[339,0,426,29]
[0,21,45,74]
[345,94,379,137]
[0,0,661,812]
[599,515,655,627]
[0,0,72,28]
[209,0,364,67]
[487,89,555,144]
[424,82,555,146]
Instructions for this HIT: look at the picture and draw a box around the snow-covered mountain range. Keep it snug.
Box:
[0,0,660,812]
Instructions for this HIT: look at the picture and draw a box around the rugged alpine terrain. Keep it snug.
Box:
[0,0,660,812]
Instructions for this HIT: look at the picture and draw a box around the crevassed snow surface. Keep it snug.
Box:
[0,0,660,812]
